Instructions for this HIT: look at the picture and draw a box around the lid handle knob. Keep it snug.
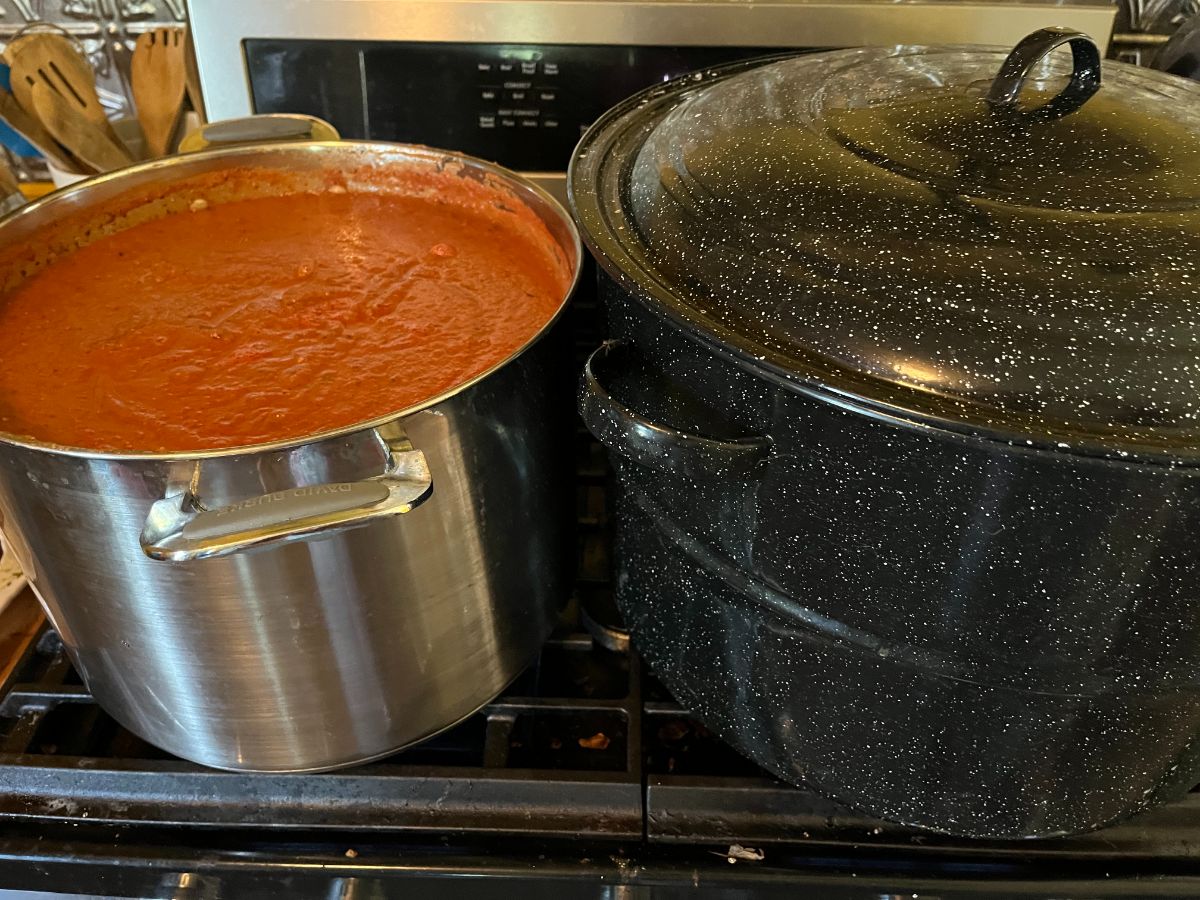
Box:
[986,27,1102,123]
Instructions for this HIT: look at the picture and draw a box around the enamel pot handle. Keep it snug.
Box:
[986,27,1101,123]
[579,341,771,482]
[140,431,433,562]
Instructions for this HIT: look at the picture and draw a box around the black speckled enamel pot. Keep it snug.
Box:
[569,31,1200,838]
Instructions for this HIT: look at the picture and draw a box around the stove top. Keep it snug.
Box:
[5,574,1200,858]
[1,300,1199,897]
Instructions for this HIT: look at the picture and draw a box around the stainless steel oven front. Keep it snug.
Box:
[187,0,1117,201]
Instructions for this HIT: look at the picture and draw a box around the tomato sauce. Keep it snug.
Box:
[0,177,571,453]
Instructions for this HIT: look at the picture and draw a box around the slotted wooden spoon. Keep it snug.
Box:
[9,33,118,143]
[0,86,80,170]
[131,27,187,158]
[31,80,132,174]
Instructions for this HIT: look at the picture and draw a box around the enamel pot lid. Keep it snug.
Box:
[569,29,1200,464]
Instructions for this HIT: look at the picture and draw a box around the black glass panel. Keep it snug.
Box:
[245,40,785,168]
[245,40,369,139]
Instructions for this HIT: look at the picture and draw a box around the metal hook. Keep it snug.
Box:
[986,27,1102,124]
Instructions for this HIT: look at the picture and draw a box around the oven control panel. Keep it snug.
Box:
[246,41,782,170]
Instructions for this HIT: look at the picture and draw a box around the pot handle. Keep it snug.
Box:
[986,27,1101,123]
[178,113,340,154]
[140,432,433,562]
[580,341,771,481]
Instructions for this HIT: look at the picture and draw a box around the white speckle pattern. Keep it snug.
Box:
[584,47,1200,463]
[571,47,1200,839]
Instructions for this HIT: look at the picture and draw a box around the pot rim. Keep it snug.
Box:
[0,140,583,461]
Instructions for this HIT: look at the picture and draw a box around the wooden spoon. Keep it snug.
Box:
[2,36,27,65]
[0,156,24,217]
[10,34,118,143]
[0,158,16,193]
[131,27,187,158]
[1,31,41,66]
[182,27,205,122]
[31,80,132,174]
[0,86,80,170]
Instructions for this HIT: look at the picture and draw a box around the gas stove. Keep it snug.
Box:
[5,608,1200,899]
[5,3,1198,895]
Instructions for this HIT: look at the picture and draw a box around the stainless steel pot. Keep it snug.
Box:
[0,141,581,771]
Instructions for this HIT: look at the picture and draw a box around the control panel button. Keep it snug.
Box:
[520,119,538,128]
[499,61,515,73]
[477,62,493,72]
[543,119,559,128]
[521,61,537,75]
[478,115,496,128]
[500,118,516,128]
[481,89,497,100]
[539,91,556,102]
[543,62,559,75]
[509,91,526,100]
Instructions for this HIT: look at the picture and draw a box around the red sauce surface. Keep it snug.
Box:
[0,183,570,452]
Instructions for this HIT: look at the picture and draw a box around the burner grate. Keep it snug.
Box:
[0,622,645,837]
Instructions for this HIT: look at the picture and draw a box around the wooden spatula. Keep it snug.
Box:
[182,28,205,122]
[0,86,80,170]
[31,80,132,174]
[132,27,187,158]
[9,34,117,143]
